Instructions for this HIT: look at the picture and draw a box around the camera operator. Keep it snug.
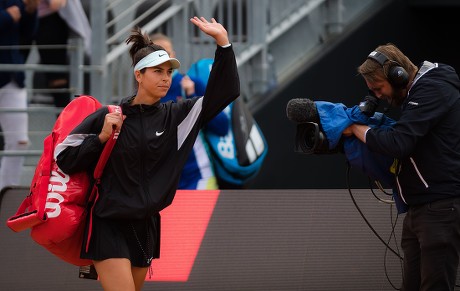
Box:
[343,43,460,291]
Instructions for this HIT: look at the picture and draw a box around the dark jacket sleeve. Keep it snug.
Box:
[56,108,108,174]
[366,77,451,158]
[0,8,15,30]
[19,4,38,43]
[190,64,230,135]
[200,45,240,124]
[57,136,104,174]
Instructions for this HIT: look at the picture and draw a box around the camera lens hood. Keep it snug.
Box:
[294,122,326,154]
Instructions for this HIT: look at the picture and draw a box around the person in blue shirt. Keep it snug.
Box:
[151,32,228,190]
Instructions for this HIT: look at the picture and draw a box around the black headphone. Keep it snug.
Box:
[367,51,409,88]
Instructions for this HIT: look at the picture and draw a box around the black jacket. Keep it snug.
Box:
[56,45,240,219]
[366,62,460,206]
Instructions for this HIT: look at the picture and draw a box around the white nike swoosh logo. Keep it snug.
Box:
[156,131,164,136]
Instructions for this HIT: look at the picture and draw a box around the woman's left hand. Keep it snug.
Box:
[190,16,229,47]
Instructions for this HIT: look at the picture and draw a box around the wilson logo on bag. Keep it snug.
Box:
[6,95,121,266]
[46,169,69,218]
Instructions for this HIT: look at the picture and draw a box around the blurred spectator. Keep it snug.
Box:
[35,0,91,108]
[151,32,229,190]
[0,0,39,190]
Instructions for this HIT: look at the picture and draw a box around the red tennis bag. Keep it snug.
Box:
[6,95,121,266]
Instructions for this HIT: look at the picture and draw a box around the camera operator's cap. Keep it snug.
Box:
[133,50,180,73]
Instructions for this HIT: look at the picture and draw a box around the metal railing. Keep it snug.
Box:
[0,38,87,98]
[0,38,87,161]
[89,0,384,106]
[0,0,386,163]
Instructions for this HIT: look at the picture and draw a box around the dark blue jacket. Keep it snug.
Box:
[0,0,38,88]
[366,62,460,206]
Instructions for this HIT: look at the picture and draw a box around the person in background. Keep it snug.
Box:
[56,16,239,290]
[35,0,91,108]
[343,43,460,291]
[0,0,39,190]
[150,32,228,190]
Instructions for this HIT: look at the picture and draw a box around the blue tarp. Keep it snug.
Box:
[315,101,407,213]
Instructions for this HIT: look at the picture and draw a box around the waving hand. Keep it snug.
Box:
[190,16,229,47]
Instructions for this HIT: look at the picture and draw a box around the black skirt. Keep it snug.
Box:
[81,212,161,267]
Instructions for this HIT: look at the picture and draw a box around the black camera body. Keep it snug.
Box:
[291,94,379,155]
[294,122,341,154]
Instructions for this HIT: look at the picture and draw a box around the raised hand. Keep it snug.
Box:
[190,16,229,47]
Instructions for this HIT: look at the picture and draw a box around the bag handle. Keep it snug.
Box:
[36,134,56,220]
[85,105,122,250]
[88,105,122,202]
[93,105,122,180]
